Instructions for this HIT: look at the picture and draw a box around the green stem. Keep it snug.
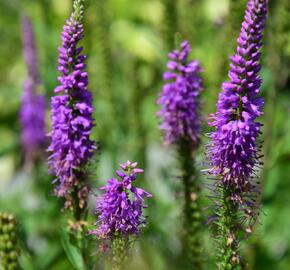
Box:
[71,187,89,269]
[178,140,203,269]
[162,0,179,50]
[129,59,148,170]
[216,188,242,270]
[179,0,203,43]
[94,0,118,167]
[39,0,58,95]
[111,236,131,270]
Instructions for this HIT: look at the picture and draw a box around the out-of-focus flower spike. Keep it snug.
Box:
[20,15,46,165]
[157,40,203,149]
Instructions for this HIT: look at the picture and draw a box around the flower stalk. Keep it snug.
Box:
[111,236,131,270]
[162,0,178,50]
[157,41,204,267]
[216,188,241,269]
[207,1,268,268]
[178,139,203,268]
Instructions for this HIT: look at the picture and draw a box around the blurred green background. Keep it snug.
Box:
[0,0,290,269]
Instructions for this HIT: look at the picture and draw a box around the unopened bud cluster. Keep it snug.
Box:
[0,213,21,270]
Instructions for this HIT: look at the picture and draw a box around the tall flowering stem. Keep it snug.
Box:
[208,1,268,268]
[48,0,96,213]
[90,161,152,269]
[20,15,46,164]
[157,41,204,267]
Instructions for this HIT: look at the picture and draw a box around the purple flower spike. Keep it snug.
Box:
[157,40,203,148]
[20,80,46,160]
[22,15,40,83]
[48,4,96,208]
[20,15,46,163]
[90,161,152,240]
[208,0,268,208]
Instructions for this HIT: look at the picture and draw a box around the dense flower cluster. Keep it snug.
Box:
[90,161,152,239]
[157,40,203,148]
[48,9,95,206]
[20,15,46,162]
[209,0,268,200]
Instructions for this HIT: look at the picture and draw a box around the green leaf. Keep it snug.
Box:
[60,229,85,270]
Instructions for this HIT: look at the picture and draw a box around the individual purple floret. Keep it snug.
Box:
[90,161,152,239]
[20,15,46,162]
[48,7,95,208]
[208,0,268,206]
[157,40,203,148]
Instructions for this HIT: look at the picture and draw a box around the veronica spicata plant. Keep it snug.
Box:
[48,0,96,213]
[90,161,152,269]
[157,40,204,267]
[207,0,268,268]
[20,15,46,165]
